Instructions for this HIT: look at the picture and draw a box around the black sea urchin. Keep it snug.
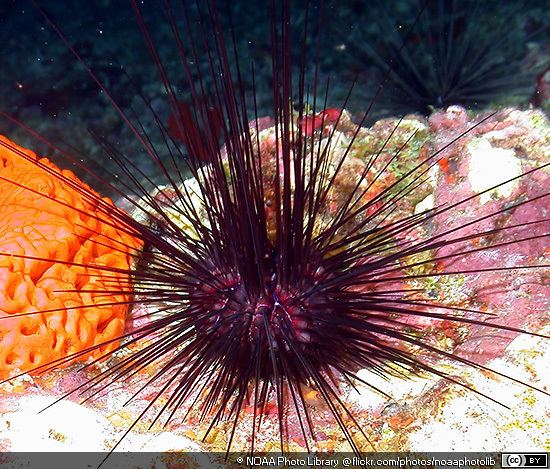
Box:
[0,0,549,458]
[333,0,549,118]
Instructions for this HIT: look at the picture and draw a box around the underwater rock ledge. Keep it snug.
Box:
[0,106,548,454]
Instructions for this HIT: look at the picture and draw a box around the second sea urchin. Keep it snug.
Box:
[334,0,548,117]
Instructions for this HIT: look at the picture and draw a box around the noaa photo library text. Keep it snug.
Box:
[245,456,337,467]
[243,456,497,467]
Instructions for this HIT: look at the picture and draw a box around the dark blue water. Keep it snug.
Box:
[0,0,547,190]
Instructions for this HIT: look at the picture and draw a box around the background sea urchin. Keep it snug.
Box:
[330,0,549,118]
[0,0,549,461]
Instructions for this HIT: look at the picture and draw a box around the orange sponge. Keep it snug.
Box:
[0,135,142,378]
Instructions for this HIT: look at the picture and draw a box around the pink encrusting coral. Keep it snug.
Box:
[0,135,142,378]
[425,108,549,363]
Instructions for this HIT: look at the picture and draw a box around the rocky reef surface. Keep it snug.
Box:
[0,106,548,458]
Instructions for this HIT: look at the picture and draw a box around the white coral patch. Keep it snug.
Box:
[347,368,440,409]
[414,194,435,215]
[467,139,521,204]
[0,396,110,451]
[406,330,550,451]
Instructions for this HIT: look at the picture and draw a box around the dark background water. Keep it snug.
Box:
[0,0,548,194]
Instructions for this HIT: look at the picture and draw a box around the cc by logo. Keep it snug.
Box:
[502,453,548,468]
[506,455,526,467]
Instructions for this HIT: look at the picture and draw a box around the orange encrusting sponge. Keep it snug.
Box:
[0,135,142,378]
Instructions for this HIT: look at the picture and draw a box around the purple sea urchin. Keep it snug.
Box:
[0,0,549,457]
